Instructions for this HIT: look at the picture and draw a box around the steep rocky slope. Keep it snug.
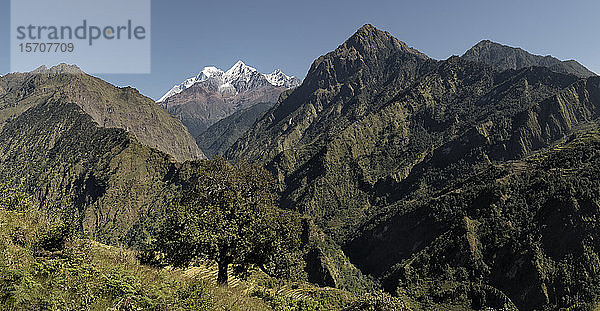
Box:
[196,102,274,158]
[228,25,600,244]
[226,24,600,308]
[227,24,435,164]
[160,82,284,138]
[0,64,204,161]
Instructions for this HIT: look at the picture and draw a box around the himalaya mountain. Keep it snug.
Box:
[0,64,205,244]
[462,39,597,78]
[157,61,301,143]
[2,23,600,310]
[226,24,600,309]
[158,61,301,102]
[0,64,204,161]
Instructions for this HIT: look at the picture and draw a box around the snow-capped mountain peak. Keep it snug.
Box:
[225,61,256,76]
[223,60,260,86]
[157,61,301,103]
[198,66,223,80]
[157,66,225,103]
[265,69,301,88]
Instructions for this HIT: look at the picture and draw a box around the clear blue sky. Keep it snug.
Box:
[1,0,599,100]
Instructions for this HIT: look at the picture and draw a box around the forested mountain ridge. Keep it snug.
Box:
[0,64,204,161]
[371,130,600,310]
[225,24,600,309]
[226,24,599,244]
[0,66,206,245]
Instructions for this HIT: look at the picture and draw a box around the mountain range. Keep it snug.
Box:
[158,61,300,103]
[157,61,301,149]
[2,23,600,310]
[225,24,600,309]
[463,39,597,78]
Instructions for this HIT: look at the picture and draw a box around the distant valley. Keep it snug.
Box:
[157,61,300,157]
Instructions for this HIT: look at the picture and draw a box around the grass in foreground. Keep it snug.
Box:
[0,184,410,310]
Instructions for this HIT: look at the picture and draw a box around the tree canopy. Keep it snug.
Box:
[157,157,303,285]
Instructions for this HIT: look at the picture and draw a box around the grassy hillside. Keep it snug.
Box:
[0,185,413,310]
[0,185,211,310]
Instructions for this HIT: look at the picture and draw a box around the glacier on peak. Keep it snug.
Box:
[157,61,300,103]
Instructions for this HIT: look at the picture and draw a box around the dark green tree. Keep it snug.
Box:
[158,157,303,285]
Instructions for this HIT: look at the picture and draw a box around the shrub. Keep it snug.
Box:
[36,222,72,254]
[0,184,31,212]
[343,292,410,311]
[175,282,212,311]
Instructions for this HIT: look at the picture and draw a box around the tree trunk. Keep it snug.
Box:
[217,260,229,286]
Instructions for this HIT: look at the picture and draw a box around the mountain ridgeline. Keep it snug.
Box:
[0,66,206,245]
[1,23,600,311]
[0,65,204,161]
[462,40,597,78]
[157,61,300,156]
[226,24,600,309]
